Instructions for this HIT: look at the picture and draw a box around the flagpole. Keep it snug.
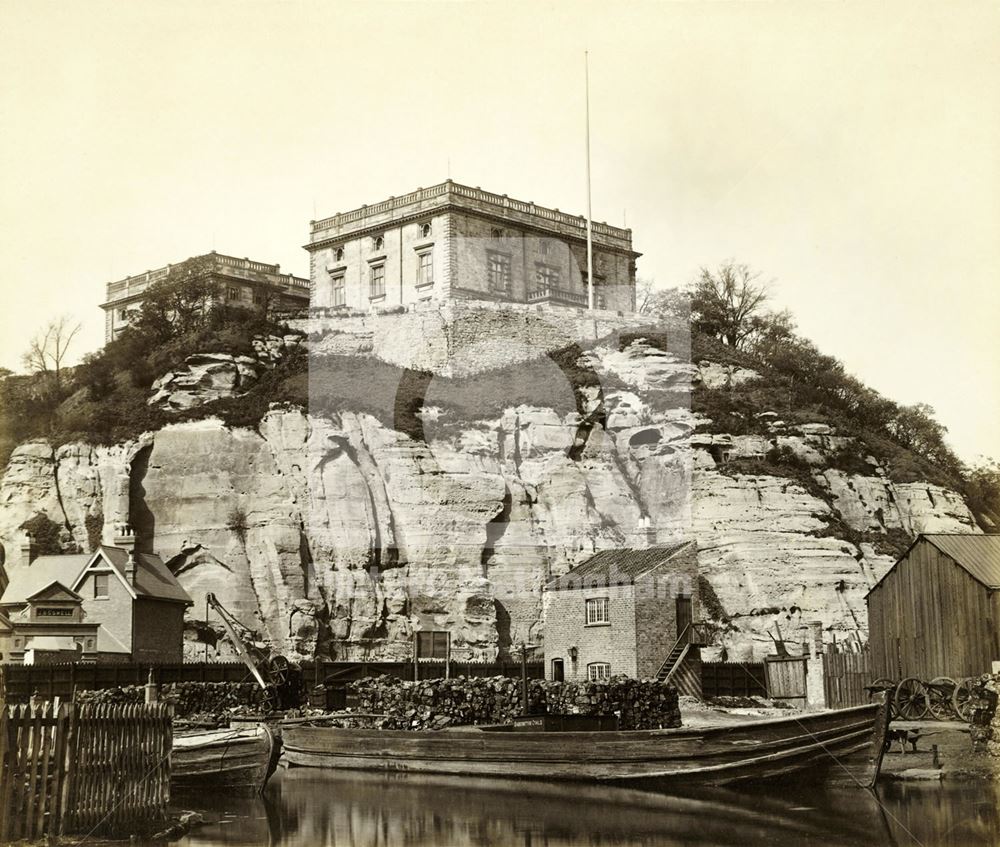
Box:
[585,50,594,311]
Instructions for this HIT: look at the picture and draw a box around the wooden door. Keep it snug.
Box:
[551,658,564,682]
[676,595,692,643]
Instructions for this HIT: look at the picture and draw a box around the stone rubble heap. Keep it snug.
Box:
[77,681,268,718]
[348,674,680,731]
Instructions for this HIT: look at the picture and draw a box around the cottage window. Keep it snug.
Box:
[420,222,432,238]
[587,662,611,682]
[373,235,385,251]
[535,264,560,289]
[415,630,449,660]
[585,597,610,625]
[487,253,511,294]
[417,251,433,286]
[369,264,386,299]
[93,573,110,599]
[331,275,346,307]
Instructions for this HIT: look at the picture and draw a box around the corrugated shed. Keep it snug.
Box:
[924,534,1000,588]
[545,541,693,591]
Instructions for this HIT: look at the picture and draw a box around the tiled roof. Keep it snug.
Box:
[0,555,90,606]
[94,546,192,604]
[924,534,1000,588]
[545,541,694,591]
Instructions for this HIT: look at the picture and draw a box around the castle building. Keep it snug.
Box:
[307,181,640,313]
[99,252,310,343]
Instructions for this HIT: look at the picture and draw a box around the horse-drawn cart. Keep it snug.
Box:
[868,676,976,721]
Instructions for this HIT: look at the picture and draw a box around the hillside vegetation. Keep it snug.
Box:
[2,259,997,531]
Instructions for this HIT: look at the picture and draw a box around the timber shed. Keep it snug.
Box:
[866,534,1000,680]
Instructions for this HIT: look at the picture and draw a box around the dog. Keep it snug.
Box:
[885,728,921,754]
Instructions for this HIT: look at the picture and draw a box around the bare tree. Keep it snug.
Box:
[690,261,770,348]
[22,315,81,390]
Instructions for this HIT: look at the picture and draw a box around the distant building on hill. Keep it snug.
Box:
[99,252,310,343]
[0,528,192,663]
[542,541,704,695]
[307,180,640,313]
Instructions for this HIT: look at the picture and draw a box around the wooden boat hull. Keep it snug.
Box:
[282,702,889,788]
[172,724,281,793]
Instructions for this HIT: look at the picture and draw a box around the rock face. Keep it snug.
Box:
[148,334,301,410]
[0,310,979,662]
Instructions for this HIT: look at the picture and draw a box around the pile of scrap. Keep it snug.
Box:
[76,681,268,719]
[347,675,680,730]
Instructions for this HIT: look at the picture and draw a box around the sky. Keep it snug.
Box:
[0,0,997,463]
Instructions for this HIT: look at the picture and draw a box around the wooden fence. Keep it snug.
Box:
[0,701,172,840]
[700,661,767,699]
[0,662,250,704]
[1,660,546,705]
[822,646,872,710]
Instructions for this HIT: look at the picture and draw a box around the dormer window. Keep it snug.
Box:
[420,222,432,239]
[334,247,345,262]
[373,235,385,251]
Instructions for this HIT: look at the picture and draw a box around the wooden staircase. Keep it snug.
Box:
[656,623,708,698]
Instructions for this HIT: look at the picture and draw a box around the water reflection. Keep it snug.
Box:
[168,768,1000,847]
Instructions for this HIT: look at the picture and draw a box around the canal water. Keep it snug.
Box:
[169,768,1000,847]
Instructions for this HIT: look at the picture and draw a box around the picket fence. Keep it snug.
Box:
[0,700,172,840]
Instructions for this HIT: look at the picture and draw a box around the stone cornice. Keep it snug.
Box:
[308,181,639,256]
[306,201,641,259]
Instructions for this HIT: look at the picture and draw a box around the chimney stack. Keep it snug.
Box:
[113,524,136,554]
[125,549,137,587]
[19,531,36,566]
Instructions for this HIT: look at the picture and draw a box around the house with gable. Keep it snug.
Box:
[0,527,192,664]
[542,541,705,695]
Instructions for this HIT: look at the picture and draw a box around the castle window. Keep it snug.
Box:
[227,286,239,300]
[587,662,611,682]
[487,253,511,294]
[369,264,386,299]
[334,247,345,262]
[540,239,550,255]
[93,573,110,599]
[585,597,610,625]
[118,308,128,321]
[331,274,346,307]
[419,222,432,239]
[417,251,433,287]
[535,264,561,290]
[373,235,385,251]
[252,290,265,305]
[491,227,503,241]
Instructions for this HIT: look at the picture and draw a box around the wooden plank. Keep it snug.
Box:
[0,707,12,843]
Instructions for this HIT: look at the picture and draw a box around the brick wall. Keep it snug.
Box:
[543,583,638,682]
[78,569,133,656]
[633,545,699,679]
[131,598,186,664]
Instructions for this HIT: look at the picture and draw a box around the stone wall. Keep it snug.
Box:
[294,300,672,377]
[348,674,680,730]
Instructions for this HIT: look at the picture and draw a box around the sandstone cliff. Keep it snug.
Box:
[0,306,978,663]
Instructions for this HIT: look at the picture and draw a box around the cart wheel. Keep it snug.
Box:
[952,677,976,722]
[926,677,956,721]
[894,677,928,721]
[869,677,898,718]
